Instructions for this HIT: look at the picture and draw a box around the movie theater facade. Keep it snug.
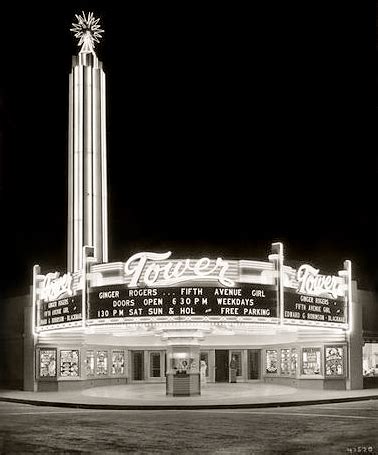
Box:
[22,14,363,395]
[26,244,363,393]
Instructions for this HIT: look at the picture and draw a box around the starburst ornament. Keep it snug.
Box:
[70,12,104,53]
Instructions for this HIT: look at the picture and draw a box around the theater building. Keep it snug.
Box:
[22,13,364,395]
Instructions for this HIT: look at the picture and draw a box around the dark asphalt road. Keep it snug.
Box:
[0,400,378,454]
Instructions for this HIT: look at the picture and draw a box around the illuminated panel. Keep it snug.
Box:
[37,295,82,331]
[89,255,272,288]
[34,270,83,332]
[283,291,347,328]
[123,252,236,287]
[87,284,278,324]
[283,263,348,330]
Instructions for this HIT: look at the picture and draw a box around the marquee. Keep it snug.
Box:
[33,249,351,332]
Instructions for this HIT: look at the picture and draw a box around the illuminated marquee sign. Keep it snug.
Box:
[37,295,82,329]
[87,284,277,321]
[34,270,81,332]
[296,265,343,299]
[33,251,350,331]
[39,272,73,302]
[284,264,347,328]
[124,251,235,287]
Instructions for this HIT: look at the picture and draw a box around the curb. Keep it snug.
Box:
[1,394,378,410]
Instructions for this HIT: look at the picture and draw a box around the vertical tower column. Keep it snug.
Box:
[67,50,108,272]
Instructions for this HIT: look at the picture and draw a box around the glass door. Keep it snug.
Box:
[248,349,260,379]
[132,351,144,381]
[215,350,229,382]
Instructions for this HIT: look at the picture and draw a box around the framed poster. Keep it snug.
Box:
[60,350,79,377]
[325,346,345,377]
[266,350,278,374]
[302,348,321,375]
[86,351,95,376]
[291,348,298,375]
[280,349,291,375]
[39,349,57,378]
[112,351,125,375]
[96,351,108,375]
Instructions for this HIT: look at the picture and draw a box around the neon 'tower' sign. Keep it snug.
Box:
[296,264,342,299]
[39,272,73,302]
[124,251,235,287]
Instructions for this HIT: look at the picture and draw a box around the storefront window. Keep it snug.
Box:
[39,349,57,378]
[86,351,95,376]
[60,350,79,377]
[291,348,298,375]
[266,350,278,374]
[149,352,161,377]
[302,348,321,375]
[96,351,108,375]
[363,343,378,377]
[325,346,344,377]
[112,351,125,375]
[280,349,290,375]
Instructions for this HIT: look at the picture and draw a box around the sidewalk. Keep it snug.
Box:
[1,382,378,409]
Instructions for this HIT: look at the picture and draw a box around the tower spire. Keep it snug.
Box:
[70,11,104,54]
[67,13,108,272]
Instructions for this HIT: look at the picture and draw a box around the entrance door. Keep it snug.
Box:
[248,349,260,379]
[132,351,144,380]
[215,350,229,382]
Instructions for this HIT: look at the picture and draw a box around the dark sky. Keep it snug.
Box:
[0,2,375,297]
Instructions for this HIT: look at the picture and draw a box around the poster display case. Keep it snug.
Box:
[112,351,125,375]
[39,349,57,378]
[325,346,345,377]
[280,349,291,375]
[302,348,321,375]
[291,348,298,375]
[266,350,278,374]
[86,351,95,376]
[60,350,79,377]
[96,351,108,375]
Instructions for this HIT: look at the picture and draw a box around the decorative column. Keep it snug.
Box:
[269,242,284,325]
[341,260,363,390]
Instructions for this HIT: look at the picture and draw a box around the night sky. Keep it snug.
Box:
[0,2,375,298]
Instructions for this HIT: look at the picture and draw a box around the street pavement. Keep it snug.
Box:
[1,382,378,409]
[1,400,378,453]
